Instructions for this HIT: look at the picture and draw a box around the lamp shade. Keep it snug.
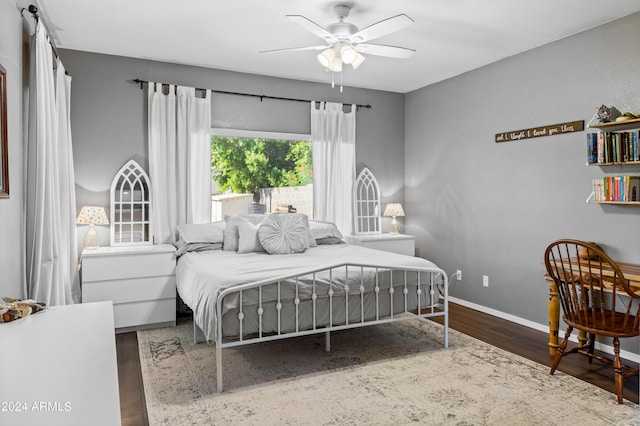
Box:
[350,51,366,69]
[76,206,109,225]
[317,48,336,68]
[340,44,357,64]
[383,203,405,218]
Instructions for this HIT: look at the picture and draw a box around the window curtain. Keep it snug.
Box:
[311,101,356,236]
[26,21,79,306]
[148,84,211,244]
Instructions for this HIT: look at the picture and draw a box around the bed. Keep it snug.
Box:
[175,214,449,391]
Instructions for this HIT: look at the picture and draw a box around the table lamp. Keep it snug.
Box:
[383,203,405,235]
[76,206,109,249]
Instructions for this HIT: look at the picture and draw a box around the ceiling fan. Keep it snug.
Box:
[261,3,415,76]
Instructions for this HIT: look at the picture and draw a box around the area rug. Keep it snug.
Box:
[138,318,638,425]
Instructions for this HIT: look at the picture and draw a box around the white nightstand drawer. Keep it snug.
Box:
[360,239,414,256]
[83,276,175,304]
[113,299,176,329]
[82,250,175,282]
[346,234,415,256]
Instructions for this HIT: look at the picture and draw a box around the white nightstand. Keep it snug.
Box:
[346,233,415,256]
[81,244,177,332]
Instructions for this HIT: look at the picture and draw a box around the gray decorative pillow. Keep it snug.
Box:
[175,221,225,244]
[223,215,265,251]
[174,221,225,257]
[309,220,344,242]
[175,242,223,257]
[258,214,309,254]
[315,237,345,245]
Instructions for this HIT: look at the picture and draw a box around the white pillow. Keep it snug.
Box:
[223,215,265,251]
[309,220,344,241]
[176,221,224,244]
[174,221,225,256]
[258,214,309,254]
[237,219,265,253]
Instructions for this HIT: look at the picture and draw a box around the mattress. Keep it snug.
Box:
[177,244,442,341]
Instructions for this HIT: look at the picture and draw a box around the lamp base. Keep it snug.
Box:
[389,218,399,235]
[83,225,100,249]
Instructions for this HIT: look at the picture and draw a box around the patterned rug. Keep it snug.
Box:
[138,318,638,425]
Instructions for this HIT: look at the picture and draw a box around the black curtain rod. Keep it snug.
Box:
[21,5,70,75]
[131,78,372,110]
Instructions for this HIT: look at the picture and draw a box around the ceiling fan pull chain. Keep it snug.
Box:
[340,72,343,93]
[331,71,335,89]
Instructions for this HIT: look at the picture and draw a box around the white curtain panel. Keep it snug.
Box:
[311,101,356,236]
[148,84,211,244]
[26,21,79,306]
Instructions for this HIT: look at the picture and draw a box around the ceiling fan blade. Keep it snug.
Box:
[350,14,414,43]
[355,44,415,59]
[286,15,335,43]
[260,45,328,54]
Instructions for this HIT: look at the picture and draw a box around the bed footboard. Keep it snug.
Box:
[211,263,448,391]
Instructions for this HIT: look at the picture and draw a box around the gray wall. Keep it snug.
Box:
[405,12,640,347]
[0,1,27,299]
[59,50,406,243]
[4,0,639,357]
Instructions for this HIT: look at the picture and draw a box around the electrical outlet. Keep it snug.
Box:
[483,275,489,287]
[456,269,462,281]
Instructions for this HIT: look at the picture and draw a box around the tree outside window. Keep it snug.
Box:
[211,136,313,218]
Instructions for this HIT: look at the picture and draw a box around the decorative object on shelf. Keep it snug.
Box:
[110,159,152,246]
[495,120,584,143]
[383,203,405,235]
[596,104,611,123]
[76,206,109,249]
[353,167,381,235]
[615,111,640,122]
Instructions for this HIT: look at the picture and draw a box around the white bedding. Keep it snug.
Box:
[177,244,440,341]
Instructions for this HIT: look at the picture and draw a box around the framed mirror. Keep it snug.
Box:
[0,64,8,199]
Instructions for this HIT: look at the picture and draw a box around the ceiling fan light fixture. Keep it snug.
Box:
[350,51,366,70]
[317,48,335,68]
[340,44,357,64]
[329,56,343,72]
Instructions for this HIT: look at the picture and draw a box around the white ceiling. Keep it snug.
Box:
[31,0,640,93]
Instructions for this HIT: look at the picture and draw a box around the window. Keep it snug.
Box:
[210,131,312,221]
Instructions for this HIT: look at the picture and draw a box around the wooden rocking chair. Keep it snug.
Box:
[544,239,640,404]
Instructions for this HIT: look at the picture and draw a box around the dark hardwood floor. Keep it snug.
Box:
[116,303,639,426]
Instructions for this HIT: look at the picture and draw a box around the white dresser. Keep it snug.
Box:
[81,244,176,331]
[0,302,121,426]
[346,233,415,256]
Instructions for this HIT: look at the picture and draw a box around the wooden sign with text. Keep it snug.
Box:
[495,120,584,143]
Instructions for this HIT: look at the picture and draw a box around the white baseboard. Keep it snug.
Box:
[449,296,640,364]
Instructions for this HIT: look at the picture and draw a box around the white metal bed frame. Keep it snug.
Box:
[197,262,449,392]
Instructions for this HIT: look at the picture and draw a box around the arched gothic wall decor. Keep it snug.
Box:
[110,159,152,246]
[353,167,381,235]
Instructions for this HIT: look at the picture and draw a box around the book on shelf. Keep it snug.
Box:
[587,133,597,164]
[591,175,640,202]
[587,130,639,163]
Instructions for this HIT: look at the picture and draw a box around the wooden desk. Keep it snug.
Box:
[545,259,640,356]
[0,301,121,426]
